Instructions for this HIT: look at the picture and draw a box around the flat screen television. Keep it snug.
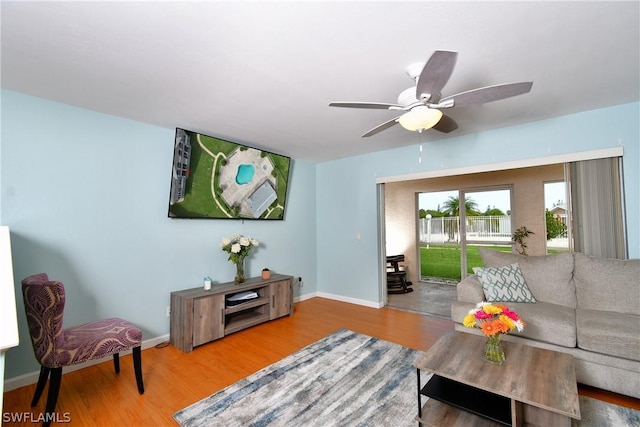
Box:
[168,128,291,220]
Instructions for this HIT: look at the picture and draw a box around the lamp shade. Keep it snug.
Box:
[398,106,443,131]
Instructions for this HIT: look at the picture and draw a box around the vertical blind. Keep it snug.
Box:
[569,157,626,259]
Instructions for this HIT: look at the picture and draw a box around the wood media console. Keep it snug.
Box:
[170,274,294,353]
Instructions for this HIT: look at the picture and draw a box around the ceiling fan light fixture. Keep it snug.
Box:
[398,106,443,131]
[330,51,532,138]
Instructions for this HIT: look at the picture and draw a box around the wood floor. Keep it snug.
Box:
[3,297,639,426]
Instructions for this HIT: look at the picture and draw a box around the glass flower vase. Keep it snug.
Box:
[483,334,505,365]
[234,259,245,284]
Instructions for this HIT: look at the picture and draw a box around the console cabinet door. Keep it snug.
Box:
[270,279,292,319]
[193,294,224,346]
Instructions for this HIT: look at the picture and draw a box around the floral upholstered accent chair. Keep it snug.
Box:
[21,273,144,427]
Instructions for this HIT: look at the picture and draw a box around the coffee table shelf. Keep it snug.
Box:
[417,399,506,427]
[420,375,511,426]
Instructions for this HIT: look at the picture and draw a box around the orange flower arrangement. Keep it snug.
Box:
[463,302,525,337]
[463,302,525,365]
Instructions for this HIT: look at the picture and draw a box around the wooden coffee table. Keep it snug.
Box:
[414,331,581,426]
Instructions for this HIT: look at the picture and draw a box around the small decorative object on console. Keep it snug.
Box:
[221,234,259,284]
[261,268,271,280]
[463,302,525,365]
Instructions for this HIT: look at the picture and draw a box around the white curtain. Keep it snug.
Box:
[569,157,626,259]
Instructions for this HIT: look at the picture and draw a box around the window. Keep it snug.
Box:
[544,181,569,253]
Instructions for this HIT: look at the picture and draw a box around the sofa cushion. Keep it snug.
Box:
[576,309,640,360]
[507,301,576,347]
[456,276,485,303]
[574,253,640,316]
[474,263,536,303]
[452,301,576,347]
[478,248,576,308]
[451,301,476,324]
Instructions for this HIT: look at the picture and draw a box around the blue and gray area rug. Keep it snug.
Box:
[174,329,640,427]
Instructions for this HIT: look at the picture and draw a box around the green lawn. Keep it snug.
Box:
[420,244,564,280]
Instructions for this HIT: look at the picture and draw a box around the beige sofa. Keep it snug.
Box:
[451,248,640,399]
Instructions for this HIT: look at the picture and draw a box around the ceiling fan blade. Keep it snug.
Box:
[362,117,400,137]
[442,81,533,107]
[432,114,458,133]
[415,51,458,103]
[329,101,403,110]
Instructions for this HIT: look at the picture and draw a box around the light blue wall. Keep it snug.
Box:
[1,90,317,378]
[317,102,639,304]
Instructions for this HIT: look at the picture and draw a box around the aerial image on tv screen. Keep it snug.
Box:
[168,128,291,220]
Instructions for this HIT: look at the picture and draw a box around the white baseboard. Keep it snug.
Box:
[294,291,318,303]
[295,291,382,308]
[3,334,169,392]
[316,292,383,309]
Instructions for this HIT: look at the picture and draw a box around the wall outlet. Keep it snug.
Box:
[297,277,303,288]
[166,306,171,317]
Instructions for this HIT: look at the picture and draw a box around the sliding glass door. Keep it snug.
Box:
[418,190,461,282]
[461,188,512,278]
[418,187,512,281]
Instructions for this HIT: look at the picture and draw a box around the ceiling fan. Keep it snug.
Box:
[329,51,533,137]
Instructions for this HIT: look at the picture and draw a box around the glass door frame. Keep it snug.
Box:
[460,185,514,279]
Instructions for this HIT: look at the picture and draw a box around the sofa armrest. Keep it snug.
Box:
[457,274,485,303]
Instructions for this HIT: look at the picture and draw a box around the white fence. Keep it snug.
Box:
[419,215,569,248]
[419,215,512,244]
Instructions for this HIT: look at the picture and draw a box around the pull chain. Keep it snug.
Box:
[417,129,424,164]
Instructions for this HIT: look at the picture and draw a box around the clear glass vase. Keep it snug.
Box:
[483,334,505,365]
[234,258,245,284]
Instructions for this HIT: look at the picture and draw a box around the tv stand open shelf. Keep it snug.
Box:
[170,274,293,352]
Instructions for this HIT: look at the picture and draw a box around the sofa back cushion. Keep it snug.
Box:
[574,252,640,315]
[478,248,576,308]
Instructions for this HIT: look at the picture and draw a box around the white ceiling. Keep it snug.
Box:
[2,1,639,163]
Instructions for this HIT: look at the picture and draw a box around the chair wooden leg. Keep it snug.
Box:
[43,367,62,427]
[133,346,144,394]
[31,366,50,407]
[113,353,120,374]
